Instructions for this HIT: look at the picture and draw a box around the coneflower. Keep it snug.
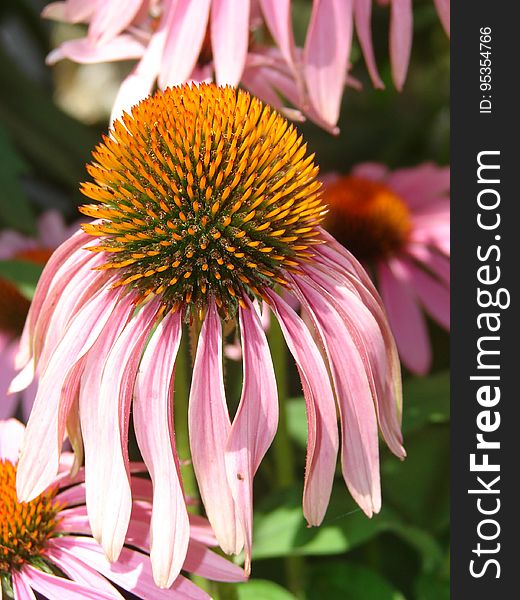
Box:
[13,84,404,586]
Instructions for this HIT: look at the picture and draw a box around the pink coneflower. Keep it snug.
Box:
[13,84,404,581]
[322,162,450,375]
[0,211,78,420]
[0,418,245,598]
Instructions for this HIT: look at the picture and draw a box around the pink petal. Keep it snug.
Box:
[88,0,144,45]
[21,564,115,600]
[11,572,36,600]
[211,0,250,85]
[0,338,19,420]
[406,244,450,285]
[16,288,122,502]
[267,290,338,525]
[386,163,450,210]
[0,418,25,462]
[52,537,210,599]
[433,0,450,35]
[351,162,389,182]
[353,0,384,88]
[314,231,404,429]
[46,34,145,65]
[389,0,413,90]
[46,542,124,599]
[303,0,353,127]
[134,310,190,588]
[292,275,381,516]
[81,297,159,562]
[184,541,247,582]
[14,229,90,371]
[259,0,296,70]
[377,260,431,375]
[225,297,278,573]
[159,0,211,88]
[189,301,243,555]
[399,258,450,330]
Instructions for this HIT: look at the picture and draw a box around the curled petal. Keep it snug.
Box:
[225,297,278,572]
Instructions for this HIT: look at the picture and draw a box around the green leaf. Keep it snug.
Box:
[0,259,43,299]
[415,573,450,600]
[0,127,36,234]
[251,486,443,570]
[402,371,450,435]
[308,561,407,600]
[236,580,297,600]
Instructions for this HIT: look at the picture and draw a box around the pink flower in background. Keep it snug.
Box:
[322,162,450,375]
[0,211,77,420]
[42,0,448,131]
[13,85,404,581]
[0,418,245,598]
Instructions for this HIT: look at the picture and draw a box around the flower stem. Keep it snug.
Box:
[174,334,198,505]
[268,318,306,598]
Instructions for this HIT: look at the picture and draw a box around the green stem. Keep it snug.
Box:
[268,319,306,598]
[174,334,198,505]
[269,319,295,489]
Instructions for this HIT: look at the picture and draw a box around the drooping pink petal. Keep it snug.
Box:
[225,297,278,573]
[0,418,25,462]
[21,564,115,600]
[41,0,96,23]
[159,0,211,88]
[211,0,250,86]
[81,297,159,562]
[88,0,144,45]
[46,34,145,65]
[134,310,190,588]
[433,0,450,36]
[16,288,122,502]
[14,229,90,371]
[389,0,413,90]
[259,0,296,71]
[399,258,450,330]
[11,571,36,600]
[189,301,243,555]
[311,240,405,459]
[267,290,338,526]
[291,275,381,516]
[46,543,124,599]
[353,0,384,88]
[303,0,353,128]
[377,259,431,375]
[53,537,210,599]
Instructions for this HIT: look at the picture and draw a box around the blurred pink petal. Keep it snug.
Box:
[211,0,250,86]
[46,35,145,65]
[353,0,384,88]
[0,417,25,461]
[88,0,144,45]
[433,0,450,35]
[390,0,413,90]
[259,0,296,70]
[378,260,431,375]
[303,0,353,128]
[159,0,211,88]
